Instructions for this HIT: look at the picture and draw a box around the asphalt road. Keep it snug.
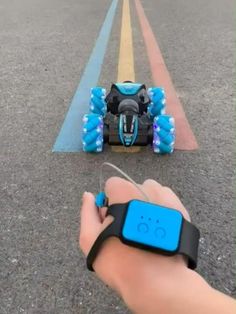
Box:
[0,0,235,313]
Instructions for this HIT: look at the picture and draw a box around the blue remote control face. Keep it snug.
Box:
[122,200,183,252]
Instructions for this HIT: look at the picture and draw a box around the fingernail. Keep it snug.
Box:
[82,191,89,201]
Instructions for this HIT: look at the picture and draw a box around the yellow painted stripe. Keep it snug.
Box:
[117,0,135,82]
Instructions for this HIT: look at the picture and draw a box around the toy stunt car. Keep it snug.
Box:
[82,81,175,154]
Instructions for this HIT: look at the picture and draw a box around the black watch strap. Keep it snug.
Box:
[87,203,126,271]
[179,219,200,269]
[86,203,200,271]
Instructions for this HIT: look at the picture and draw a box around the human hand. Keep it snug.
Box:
[79,177,194,313]
[79,177,236,314]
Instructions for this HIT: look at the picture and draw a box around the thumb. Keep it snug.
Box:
[79,192,102,255]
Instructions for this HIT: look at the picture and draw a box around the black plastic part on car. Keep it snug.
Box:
[103,114,153,145]
[106,84,150,115]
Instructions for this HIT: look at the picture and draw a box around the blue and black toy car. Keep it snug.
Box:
[82,81,175,154]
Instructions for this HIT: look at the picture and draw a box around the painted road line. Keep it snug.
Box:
[117,0,135,82]
[53,0,118,152]
[135,0,198,150]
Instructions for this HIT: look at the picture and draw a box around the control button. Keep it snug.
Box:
[155,227,166,239]
[137,223,149,234]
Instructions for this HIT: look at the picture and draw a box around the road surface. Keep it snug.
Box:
[0,0,235,313]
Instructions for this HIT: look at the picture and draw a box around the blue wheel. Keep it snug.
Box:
[153,115,175,154]
[148,87,166,117]
[90,87,107,116]
[82,113,104,153]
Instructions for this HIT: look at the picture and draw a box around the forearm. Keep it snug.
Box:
[163,271,236,314]
[122,267,236,314]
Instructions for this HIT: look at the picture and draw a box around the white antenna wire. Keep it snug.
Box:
[99,162,149,202]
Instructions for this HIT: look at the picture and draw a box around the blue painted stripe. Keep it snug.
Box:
[53,0,118,152]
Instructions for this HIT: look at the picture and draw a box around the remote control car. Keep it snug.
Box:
[82,81,175,154]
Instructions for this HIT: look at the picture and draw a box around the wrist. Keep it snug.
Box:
[93,238,235,314]
[119,253,189,314]
[93,238,191,313]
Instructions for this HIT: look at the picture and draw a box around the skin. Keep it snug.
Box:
[79,177,236,314]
